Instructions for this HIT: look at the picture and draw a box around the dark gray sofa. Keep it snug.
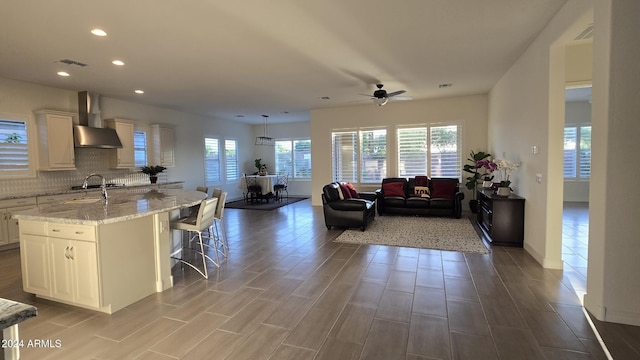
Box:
[376,177,464,218]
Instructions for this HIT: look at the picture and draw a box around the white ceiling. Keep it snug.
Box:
[0,0,568,124]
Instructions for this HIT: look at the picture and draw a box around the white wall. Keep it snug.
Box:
[309,95,488,206]
[488,0,594,269]
[585,0,640,326]
[564,101,591,202]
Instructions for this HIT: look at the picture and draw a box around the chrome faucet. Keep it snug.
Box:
[82,173,108,203]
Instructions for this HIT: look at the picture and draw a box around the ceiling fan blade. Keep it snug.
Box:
[358,93,374,98]
[386,90,406,97]
[389,95,413,101]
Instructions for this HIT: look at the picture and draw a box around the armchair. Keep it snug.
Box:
[322,182,376,231]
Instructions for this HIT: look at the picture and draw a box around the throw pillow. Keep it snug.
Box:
[339,183,352,199]
[383,182,405,198]
[430,180,457,199]
[414,176,429,187]
[414,186,431,198]
[346,183,359,198]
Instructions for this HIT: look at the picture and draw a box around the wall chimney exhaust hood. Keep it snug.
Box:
[74,91,123,149]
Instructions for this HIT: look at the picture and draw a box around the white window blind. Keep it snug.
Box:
[332,132,358,182]
[224,139,238,181]
[564,125,591,179]
[204,137,220,183]
[293,139,311,178]
[133,131,147,167]
[429,125,460,178]
[0,117,34,178]
[275,140,293,175]
[398,127,428,177]
[360,129,387,183]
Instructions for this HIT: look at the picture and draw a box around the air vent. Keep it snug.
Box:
[58,59,88,67]
[575,24,594,40]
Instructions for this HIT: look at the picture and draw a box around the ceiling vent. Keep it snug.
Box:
[58,59,88,67]
[575,24,594,40]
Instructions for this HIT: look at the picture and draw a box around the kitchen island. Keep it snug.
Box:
[12,188,206,314]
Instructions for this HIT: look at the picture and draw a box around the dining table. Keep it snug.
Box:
[238,174,279,195]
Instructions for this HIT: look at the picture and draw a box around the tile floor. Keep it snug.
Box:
[0,200,637,359]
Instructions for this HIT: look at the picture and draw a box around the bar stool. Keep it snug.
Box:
[212,191,228,259]
[169,197,219,279]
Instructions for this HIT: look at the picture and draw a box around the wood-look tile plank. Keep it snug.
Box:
[258,277,305,302]
[443,276,479,303]
[283,308,341,350]
[219,298,280,335]
[206,287,264,316]
[450,331,498,360]
[478,292,527,328]
[412,286,447,317]
[267,344,317,360]
[291,273,333,299]
[312,282,356,311]
[490,325,546,360]
[519,308,587,352]
[552,304,598,340]
[539,346,594,360]
[181,329,245,360]
[315,337,363,360]
[149,313,228,358]
[407,314,451,360]
[262,294,315,329]
[349,281,386,308]
[360,318,410,360]
[163,289,228,321]
[446,299,489,336]
[224,324,290,360]
[362,262,392,283]
[415,267,445,289]
[328,304,377,344]
[376,290,413,323]
[442,259,471,279]
[386,270,417,293]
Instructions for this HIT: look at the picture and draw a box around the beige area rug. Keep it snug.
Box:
[334,215,490,254]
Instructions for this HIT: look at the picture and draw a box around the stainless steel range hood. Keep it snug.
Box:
[74,91,122,149]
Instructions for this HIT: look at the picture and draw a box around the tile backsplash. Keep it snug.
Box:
[0,148,167,195]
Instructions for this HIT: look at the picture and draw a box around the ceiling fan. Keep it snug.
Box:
[362,84,407,106]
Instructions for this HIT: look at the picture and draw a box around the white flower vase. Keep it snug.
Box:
[482,181,492,188]
[496,187,511,196]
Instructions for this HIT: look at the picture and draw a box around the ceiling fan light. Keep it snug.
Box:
[373,97,388,106]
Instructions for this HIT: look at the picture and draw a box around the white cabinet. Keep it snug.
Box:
[150,124,174,167]
[19,221,100,308]
[0,198,37,246]
[105,119,135,168]
[35,110,76,170]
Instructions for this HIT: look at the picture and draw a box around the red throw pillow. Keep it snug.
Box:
[414,176,429,187]
[431,180,457,199]
[339,183,352,199]
[346,183,359,198]
[383,182,405,198]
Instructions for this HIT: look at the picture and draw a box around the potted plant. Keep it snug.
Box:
[254,158,267,175]
[495,159,521,196]
[477,159,498,188]
[462,150,491,213]
[140,165,167,184]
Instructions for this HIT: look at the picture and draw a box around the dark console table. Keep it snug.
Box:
[476,189,525,247]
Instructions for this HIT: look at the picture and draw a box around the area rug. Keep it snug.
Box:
[334,215,490,254]
[224,196,308,210]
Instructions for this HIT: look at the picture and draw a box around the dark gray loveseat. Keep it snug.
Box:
[376,177,464,218]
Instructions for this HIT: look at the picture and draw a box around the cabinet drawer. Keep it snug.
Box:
[48,224,96,241]
[0,197,37,208]
[20,220,48,236]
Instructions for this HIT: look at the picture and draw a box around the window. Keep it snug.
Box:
[133,131,147,167]
[397,124,462,179]
[331,129,387,183]
[0,114,36,179]
[564,125,591,179]
[204,137,220,184]
[224,139,238,181]
[275,139,311,178]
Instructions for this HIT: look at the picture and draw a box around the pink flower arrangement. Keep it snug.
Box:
[476,159,498,181]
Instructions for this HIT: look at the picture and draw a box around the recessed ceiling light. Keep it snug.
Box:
[281,111,289,114]
[438,83,453,88]
[57,71,70,77]
[134,90,144,94]
[112,60,125,66]
[91,28,107,37]
[321,96,331,100]
[236,115,245,118]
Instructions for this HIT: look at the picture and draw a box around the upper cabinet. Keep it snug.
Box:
[150,124,174,167]
[105,118,135,168]
[35,110,76,171]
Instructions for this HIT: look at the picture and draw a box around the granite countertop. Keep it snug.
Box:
[0,181,184,201]
[11,188,206,225]
[0,298,37,330]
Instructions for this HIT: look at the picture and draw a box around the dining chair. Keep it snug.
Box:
[244,175,262,204]
[169,197,219,279]
[274,173,289,202]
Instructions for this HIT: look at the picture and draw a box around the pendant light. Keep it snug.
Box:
[255,114,275,146]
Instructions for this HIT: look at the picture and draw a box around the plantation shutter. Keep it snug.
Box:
[579,126,591,179]
[275,140,293,175]
[398,127,428,177]
[293,139,311,178]
[225,139,238,181]
[0,120,29,172]
[332,131,358,182]
[204,138,220,183]
[429,125,460,178]
[563,127,577,178]
[133,131,147,167]
[360,129,387,183]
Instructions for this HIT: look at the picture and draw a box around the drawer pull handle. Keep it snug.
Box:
[75,231,84,234]
[52,229,61,232]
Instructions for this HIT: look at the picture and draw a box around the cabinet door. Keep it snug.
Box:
[45,114,75,169]
[20,234,51,296]
[159,127,174,167]
[69,240,100,307]
[49,238,75,302]
[0,209,8,246]
[107,120,135,168]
